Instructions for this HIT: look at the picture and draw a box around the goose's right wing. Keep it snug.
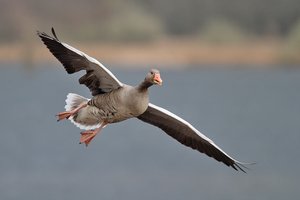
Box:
[37,28,123,95]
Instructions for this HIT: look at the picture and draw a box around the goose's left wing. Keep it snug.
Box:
[138,103,248,172]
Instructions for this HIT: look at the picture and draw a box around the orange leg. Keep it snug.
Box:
[79,123,107,147]
[56,102,87,121]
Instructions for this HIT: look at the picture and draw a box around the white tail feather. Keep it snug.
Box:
[65,93,88,111]
[64,93,102,130]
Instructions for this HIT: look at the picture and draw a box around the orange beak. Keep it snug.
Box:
[153,73,163,85]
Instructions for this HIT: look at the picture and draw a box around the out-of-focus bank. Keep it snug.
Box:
[0,37,299,69]
[1,0,300,68]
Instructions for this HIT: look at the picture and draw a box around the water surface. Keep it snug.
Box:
[0,64,299,200]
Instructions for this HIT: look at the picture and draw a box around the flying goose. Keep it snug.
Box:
[37,28,250,172]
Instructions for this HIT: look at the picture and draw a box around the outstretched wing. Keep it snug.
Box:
[37,28,123,95]
[138,103,248,172]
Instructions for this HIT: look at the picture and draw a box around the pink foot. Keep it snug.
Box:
[79,123,107,147]
[56,102,87,122]
[56,111,72,121]
[80,129,100,147]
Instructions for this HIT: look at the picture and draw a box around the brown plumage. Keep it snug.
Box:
[37,28,252,172]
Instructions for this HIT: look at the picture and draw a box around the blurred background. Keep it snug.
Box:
[1,0,300,66]
[1,0,300,199]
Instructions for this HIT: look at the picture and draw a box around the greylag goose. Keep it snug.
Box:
[37,28,250,172]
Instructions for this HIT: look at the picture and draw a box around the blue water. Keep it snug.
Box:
[0,63,299,200]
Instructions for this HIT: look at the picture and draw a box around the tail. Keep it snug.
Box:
[64,93,102,130]
[65,93,88,112]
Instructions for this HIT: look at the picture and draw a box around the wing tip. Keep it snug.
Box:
[36,30,48,39]
[37,27,59,42]
[51,27,59,40]
[232,160,256,173]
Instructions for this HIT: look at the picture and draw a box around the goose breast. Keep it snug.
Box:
[89,85,149,123]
